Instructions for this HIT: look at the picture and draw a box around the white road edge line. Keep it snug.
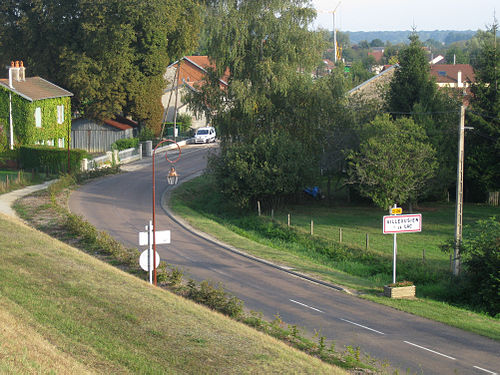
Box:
[289,299,324,313]
[403,341,456,360]
[340,318,385,335]
[473,365,497,375]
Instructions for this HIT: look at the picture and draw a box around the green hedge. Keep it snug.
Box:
[19,145,87,174]
[111,137,139,151]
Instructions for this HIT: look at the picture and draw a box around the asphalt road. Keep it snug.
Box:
[69,144,500,375]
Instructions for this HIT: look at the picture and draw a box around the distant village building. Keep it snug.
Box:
[430,64,475,105]
[163,56,229,130]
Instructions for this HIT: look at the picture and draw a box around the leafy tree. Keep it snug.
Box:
[208,131,316,208]
[187,0,325,144]
[348,61,374,88]
[0,0,200,133]
[370,38,384,47]
[466,21,500,199]
[348,114,437,210]
[387,32,461,198]
[357,40,370,49]
[441,217,500,316]
[444,44,469,64]
[460,217,500,316]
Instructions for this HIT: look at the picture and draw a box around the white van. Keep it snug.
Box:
[194,127,216,143]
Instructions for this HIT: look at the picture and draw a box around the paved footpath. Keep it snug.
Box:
[0,180,56,218]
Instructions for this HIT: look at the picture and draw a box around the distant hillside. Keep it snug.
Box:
[346,30,476,45]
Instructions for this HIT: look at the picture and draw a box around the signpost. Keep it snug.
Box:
[383,214,422,234]
[383,207,422,284]
[139,221,171,284]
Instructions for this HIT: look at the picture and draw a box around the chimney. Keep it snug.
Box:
[19,61,25,81]
[457,70,462,88]
[8,61,21,87]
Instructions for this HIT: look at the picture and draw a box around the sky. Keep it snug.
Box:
[311,0,498,32]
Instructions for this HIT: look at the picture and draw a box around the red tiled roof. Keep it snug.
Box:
[171,56,230,88]
[368,50,384,63]
[103,119,133,130]
[0,76,73,101]
[114,115,139,128]
[430,64,475,84]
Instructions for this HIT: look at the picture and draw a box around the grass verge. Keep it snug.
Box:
[169,175,500,341]
[0,213,345,374]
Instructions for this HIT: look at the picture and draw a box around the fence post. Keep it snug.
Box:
[310,220,314,236]
[365,233,369,250]
[138,143,143,160]
[257,201,261,216]
[287,214,291,227]
[339,228,343,243]
[271,209,274,220]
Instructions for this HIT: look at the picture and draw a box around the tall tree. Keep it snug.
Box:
[187,0,325,144]
[0,0,200,132]
[466,21,500,200]
[388,32,437,114]
[387,32,461,199]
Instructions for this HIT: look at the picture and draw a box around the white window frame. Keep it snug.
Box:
[35,107,42,128]
[58,138,64,148]
[57,105,65,124]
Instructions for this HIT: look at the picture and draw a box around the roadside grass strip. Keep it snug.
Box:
[0,213,343,374]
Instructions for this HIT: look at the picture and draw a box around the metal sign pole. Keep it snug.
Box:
[148,220,153,284]
[393,233,397,284]
[391,204,397,284]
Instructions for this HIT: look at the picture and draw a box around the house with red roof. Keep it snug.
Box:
[430,64,475,104]
[162,56,229,130]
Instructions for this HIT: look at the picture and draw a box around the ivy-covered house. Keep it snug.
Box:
[0,61,73,150]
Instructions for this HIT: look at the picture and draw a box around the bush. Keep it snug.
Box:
[138,127,155,141]
[19,145,87,174]
[187,280,244,319]
[111,138,139,151]
[442,217,500,316]
[461,217,500,316]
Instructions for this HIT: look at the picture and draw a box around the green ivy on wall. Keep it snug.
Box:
[0,86,71,147]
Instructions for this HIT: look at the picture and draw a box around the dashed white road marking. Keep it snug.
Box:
[289,299,324,313]
[473,365,497,375]
[404,341,456,360]
[340,318,385,335]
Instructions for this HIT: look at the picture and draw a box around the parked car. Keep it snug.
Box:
[194,126,216,143]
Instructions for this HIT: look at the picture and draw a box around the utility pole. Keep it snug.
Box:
[453,105,465,276]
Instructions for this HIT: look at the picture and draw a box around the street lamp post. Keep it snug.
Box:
[151,139,181,285]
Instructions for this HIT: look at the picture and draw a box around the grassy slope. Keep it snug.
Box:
[169,177,500,341]
[0,213,343,375]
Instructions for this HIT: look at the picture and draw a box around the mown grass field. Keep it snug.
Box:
[0,213,344,374]
[169,175,500,340]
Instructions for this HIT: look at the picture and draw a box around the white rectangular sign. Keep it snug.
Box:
[383,214,422,234]
[139,230,171,246]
